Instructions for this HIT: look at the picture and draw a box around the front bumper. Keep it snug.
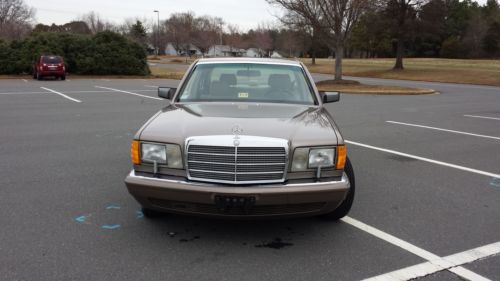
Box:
[125,170,350,218]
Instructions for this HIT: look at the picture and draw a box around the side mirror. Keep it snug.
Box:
[320,91,340,103]
[158,87,176,100]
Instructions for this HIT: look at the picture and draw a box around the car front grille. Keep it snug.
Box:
[186,137,288,184]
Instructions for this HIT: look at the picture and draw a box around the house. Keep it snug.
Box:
[245,48,261,58]
[271,51,284,58]
[208,45,246,57]
[178,44,202,57]
[164,43,178,56]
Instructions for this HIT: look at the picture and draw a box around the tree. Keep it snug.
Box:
[268,0,324,64]
[482,21,500,57]
[250,27,273,57]
[224,24,243,53]
[0,0,35,40]
[79,11,114,34]
[270,0,368,80]
[130,20,147,43]
[192,16,223,55]
[165,12,196,57]
[62,21,91,34]
[31,21,91,35]
[385,0,426,70]
[317,0,370,80]
[350,10,392,58]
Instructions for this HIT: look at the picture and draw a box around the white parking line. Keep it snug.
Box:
[40,87,82,103]
[0,92,47,95]
[95,86,162,100]
[363,241,500,281]
[144,85,159,88]
[22,79,28,83]
[387,120,500,141]
[345,140,500,178]
[342,217,491,281]
[464,115,500,121]
[0,90,156,95]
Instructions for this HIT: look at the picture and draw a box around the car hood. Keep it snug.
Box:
[138,102,340,148]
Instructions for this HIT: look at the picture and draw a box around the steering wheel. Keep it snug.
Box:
[266,89,293,99]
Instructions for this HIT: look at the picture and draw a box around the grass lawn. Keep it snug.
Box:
[148,67,186,80]
[315,80,435,95]
[303,58,500,86]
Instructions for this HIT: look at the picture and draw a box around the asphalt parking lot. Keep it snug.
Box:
[0,76,499,281]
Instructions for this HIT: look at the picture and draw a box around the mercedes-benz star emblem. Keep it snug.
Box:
[232,125,243,136]
[232,125,243,147]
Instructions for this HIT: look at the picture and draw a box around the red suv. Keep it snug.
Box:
[33,55,66,80]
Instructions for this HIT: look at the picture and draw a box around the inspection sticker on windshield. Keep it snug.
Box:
[238,92,249,98]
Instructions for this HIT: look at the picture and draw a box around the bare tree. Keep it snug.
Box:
[268,0,323,64]
[276,29,302,57]
[253,27,273,57]
[165,12,196,57]
[0,0,35,40]
[193,15,223,55]
[317,0,369,80]
[79,11,114,34]
[224,24,243,53]
[269,0,368,80]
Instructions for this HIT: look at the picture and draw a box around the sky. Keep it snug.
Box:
[26,0,284,31]
[26,0,490,31]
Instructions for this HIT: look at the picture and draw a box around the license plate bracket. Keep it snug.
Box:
[214,195,256,213]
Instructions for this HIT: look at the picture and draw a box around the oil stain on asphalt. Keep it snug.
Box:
[255,237,293,249]
[179,236,201,243]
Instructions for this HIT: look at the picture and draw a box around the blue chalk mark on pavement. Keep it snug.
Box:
[74,215,87,223]
[136,210,144,219]
[491,178,500,187]
[101,224,121,230]
[106,204,121,210]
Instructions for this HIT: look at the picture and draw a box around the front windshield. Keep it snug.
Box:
[178,63,316,105]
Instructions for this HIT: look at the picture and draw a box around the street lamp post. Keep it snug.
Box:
[153,10,160,58]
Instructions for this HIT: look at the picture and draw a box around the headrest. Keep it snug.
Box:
[268,74,291,89]
[219,74,237,85]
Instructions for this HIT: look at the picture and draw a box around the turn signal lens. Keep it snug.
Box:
[131,140,140,165]
[336,145,346,170]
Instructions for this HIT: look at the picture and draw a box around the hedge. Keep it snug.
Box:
[0,31,150,75]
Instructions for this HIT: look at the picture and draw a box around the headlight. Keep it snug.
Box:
[308,148,334,168]
[291,148,309,171]
[291,147,336,171]
[141,143,167,164]
[141,143,183,169]
[165,144,183,169]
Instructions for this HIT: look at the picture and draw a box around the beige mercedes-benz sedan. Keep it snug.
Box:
[125,58,355,219]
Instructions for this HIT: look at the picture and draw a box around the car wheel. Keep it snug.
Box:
[61,75,66,81]
[37,73,42,81]
[141,207,164,218]
[320,157,355,220]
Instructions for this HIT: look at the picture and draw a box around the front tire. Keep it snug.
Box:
[320,157,355,220]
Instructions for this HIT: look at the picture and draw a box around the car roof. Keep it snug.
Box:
[196,57,302,67]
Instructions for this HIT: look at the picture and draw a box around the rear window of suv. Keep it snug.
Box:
[42,56,62,63]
